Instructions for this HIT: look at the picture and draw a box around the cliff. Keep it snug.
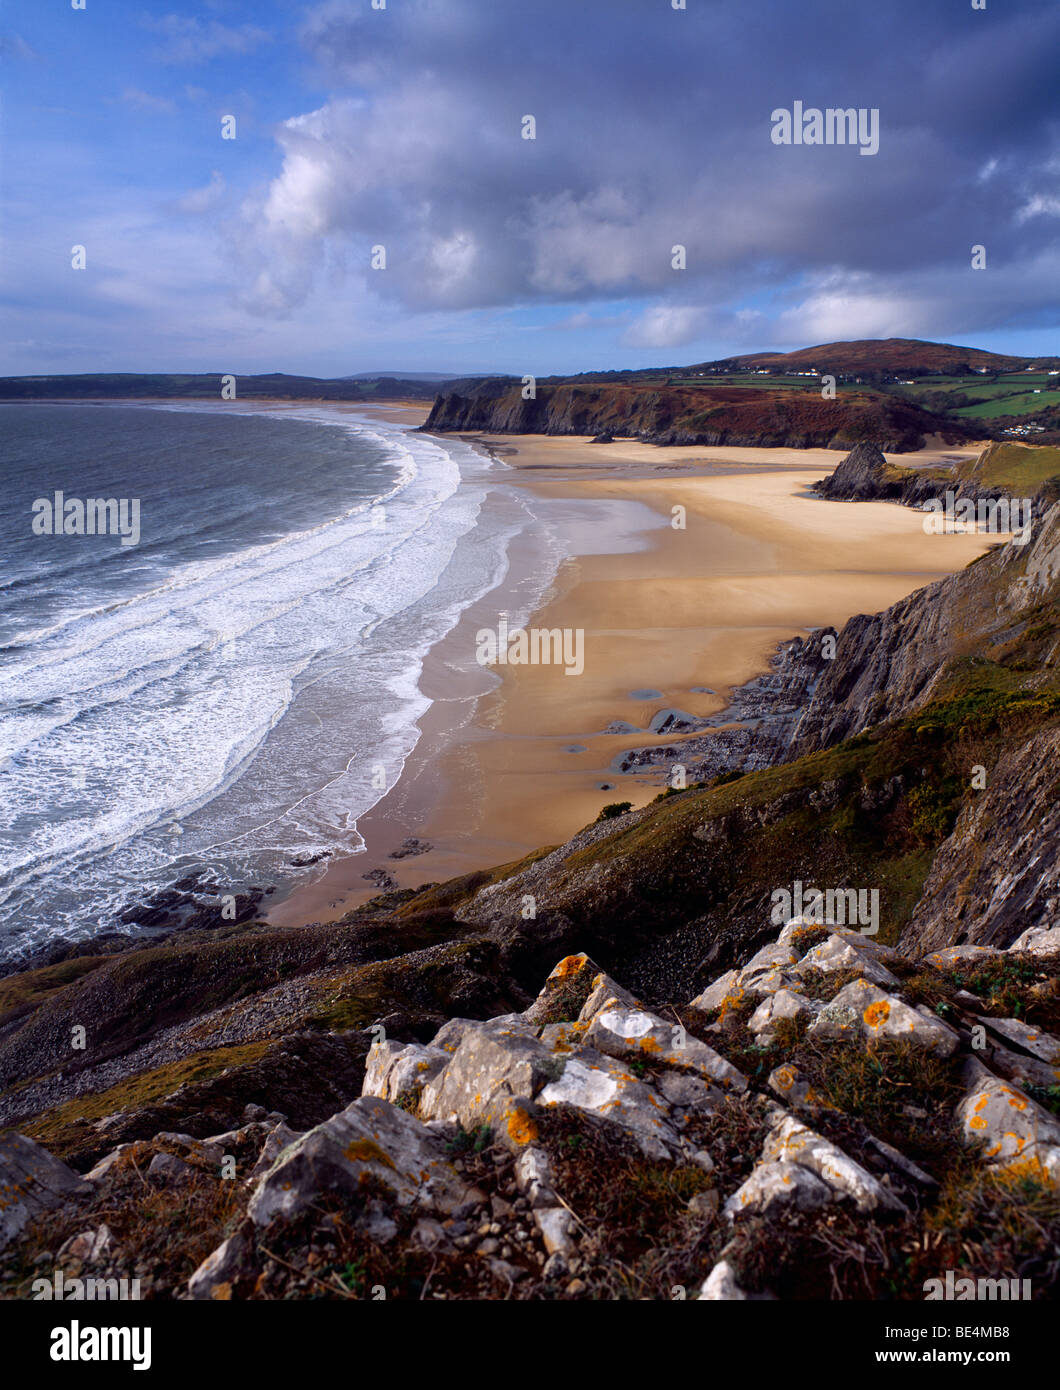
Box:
[424,383,978,452]
[815,439,1060,509]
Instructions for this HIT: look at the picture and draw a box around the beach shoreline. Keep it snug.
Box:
[265,412,994,927]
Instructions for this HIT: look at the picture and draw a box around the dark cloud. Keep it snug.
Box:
[230,0,1060,344]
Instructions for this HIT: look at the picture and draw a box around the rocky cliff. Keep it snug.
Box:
[815,439,1060,510]
[2,925,1057,1301]
[424,383,977,452]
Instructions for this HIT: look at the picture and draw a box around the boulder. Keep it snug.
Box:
[762,1114,904,1212]
[584,1000,746,1091]
[146,1151,194,1186]
[923,944,1002,969]
[796,934,900,989]
[1008,925,1060,957]
[736,942,802,997]
[522,954,623,1025]
[247,1095,470,1229]
[0,1132,91,1251]
[767,1063,837,1116]
[246,1122,303,1182]
[808,979,959,1056]
[688,969,740,1013]
[537,1048,681,1158]
[362,1040,449,1103]
[723,1160,834,1219]
[188,1222,257,1301]
[976,1016,1060,1065]
[748,988,820,1043]
[419,1026,558,1129]
[698,1259,771,1300]
[957,1061,1060,1181]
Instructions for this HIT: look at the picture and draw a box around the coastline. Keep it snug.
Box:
[267,418,994,926]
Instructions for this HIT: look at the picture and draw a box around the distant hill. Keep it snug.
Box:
[697,338,1049,378]
[0,373,445,402]
[341,370,474,382]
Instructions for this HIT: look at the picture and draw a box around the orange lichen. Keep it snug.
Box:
[344,1139,396,1170]
[505,1107,539,1146]
[863,1000,891,1029]
[553,955,589,979]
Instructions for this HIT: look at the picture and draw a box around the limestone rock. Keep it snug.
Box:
[0,1132,91,1251]
[957,1061,1060,1181]
[748,988,819,1043]
[188,1222,256,1301]
[977,1016,1060,1065]
[584,1000,747,1092]
[796,933,900,989]
[762,1114,904,1212]
[924,944,1002,969]
[698,1259,770,1300]
[808,979,959,1056]
[362,1039,449,1103]
[522,953,626,1025]
[657,1070,723,1111]
[246,1122,303,1182]
[688,969,740,1013]
[537,1048,680,1158]
[247,1095,469,1229]
[767,1062,837,1116]
[1009,925,1060,957]
[146,1151,193,1186]
[723,1160,834,1219]
[736,941,802,997]
[419,1026,557,1129]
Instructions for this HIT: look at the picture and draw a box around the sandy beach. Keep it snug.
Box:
[267,414,992,925]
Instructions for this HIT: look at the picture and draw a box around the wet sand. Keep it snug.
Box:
[267,419,992,925]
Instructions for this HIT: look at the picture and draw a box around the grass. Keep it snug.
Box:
[22,1041,271,1154]
[0,955,111,1020]
[956,391,1060,419]
[955,441,1060,490]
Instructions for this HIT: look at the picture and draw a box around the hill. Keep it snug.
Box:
[699,338,1047,378]
[0,373,443,402]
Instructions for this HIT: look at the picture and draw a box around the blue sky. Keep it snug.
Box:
[2,0,1058,377]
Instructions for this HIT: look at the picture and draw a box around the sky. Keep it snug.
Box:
[2,0,1058,377]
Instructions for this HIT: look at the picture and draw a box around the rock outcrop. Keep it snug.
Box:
[5,911,1057,1301]
[424,383,974,451]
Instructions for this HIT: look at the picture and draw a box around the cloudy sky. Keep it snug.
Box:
[3,0,1058,376]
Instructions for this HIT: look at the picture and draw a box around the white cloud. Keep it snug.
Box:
[622,305,709,349]
[1016,193,1060,222]
[175,171,226,215]
[144,16,272,65]
[121,88,177,115]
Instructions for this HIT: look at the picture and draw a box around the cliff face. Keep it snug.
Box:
[424,383,977,452]
[791,497,1060,754]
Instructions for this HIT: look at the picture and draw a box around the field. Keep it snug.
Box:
[652,370,1060,426]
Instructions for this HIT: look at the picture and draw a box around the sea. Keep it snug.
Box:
[0,400,567,964]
